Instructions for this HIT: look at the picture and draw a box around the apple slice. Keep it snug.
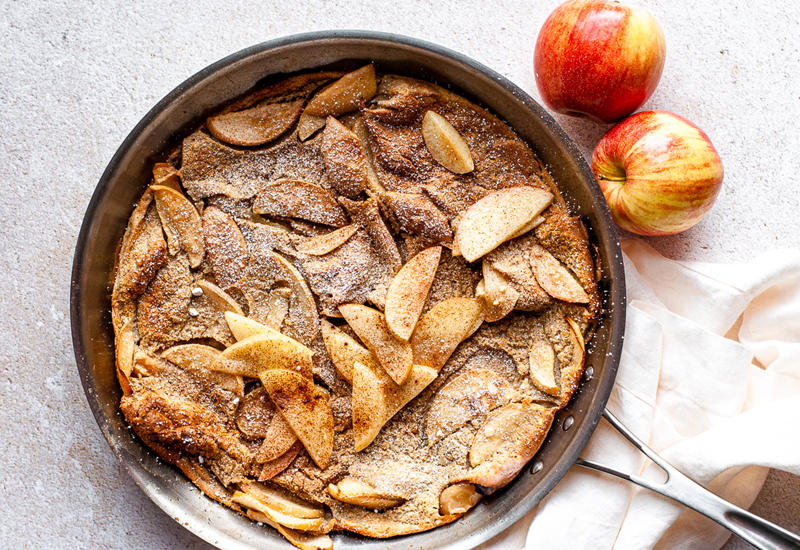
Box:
[410,298,483,372]
[202,206,249,289]
[560,316,586,407]
[161,343,244,396]
[260,369,334,469]
[338,304,413,385]
[385,246,442,341]
[454,187,554,262]
[270,252,321,344]
[422,110,474,174]
[528,339,558,396]
[351,361,388,451]
[253,179,348,227]
[426,369,513,445]
[352,361,437,451]
[352,115,386,195]
[258,441,303,482]
[566,316,586,353]
[207,99,304,147]
[152,163,181,191]
[151,184,205,267]
[196,280,245,316]
[297,113,327,142]
[296,224,360,256]
[240,481,324,519]
[116,320,136,378]
[384,364,437,420]
[224,311,278,341]
[327,478,405,510]
[246,509,333,550]
[508,214,546,241]
[479,261,520,322]
[320,319,378,385]
[439,483,481,516]
[264,287,292,331]
[529,244,590,304]
[217,331,313,379]
[255,412,299,463]
[303,64,377,119]
[320,117,367,198]
[232,491,324,532]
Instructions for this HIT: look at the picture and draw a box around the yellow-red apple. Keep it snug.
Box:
[591,110,724,236]
[534,0,666,123]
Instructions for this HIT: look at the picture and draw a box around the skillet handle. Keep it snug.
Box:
[574,409,800,550]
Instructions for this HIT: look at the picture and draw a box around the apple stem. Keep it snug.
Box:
[597,174,627,183]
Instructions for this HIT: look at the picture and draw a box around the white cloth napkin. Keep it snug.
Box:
[475,238,800,550]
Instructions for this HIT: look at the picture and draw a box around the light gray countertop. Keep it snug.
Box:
[1,0,798,548]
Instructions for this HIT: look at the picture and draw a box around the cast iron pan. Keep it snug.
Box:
[71,31,626,550]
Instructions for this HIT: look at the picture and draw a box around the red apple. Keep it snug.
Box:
[591,110,724,236]
[534,0,666,123]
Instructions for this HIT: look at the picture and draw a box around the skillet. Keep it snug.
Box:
[72,31,797,550]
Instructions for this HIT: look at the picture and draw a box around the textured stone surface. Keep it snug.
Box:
[0,0,797,548]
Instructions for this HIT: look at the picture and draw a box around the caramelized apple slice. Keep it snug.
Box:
[410,298,483,371]
[253,179,348,227]
[529,244,590,304]
[560,316,586,408]
[240,481,324,519]
[207,99,304,146]
[270,251,321,344]
[454,187,554,262]
[246,509,333,550]
[151,184,205,267]
[320,319,378,384]
[297,113,327,142]
[352,115,385,195]
[255,413,299,463]
[426,369,513,445]
[161,343,244,396]
[260,369,334,469]
[152,163,181,191]
[296,224,360,256]
[384,364,437,421]
[422,111,474,174]
[196,280,245,316]
[439,483,481,515]
[352,361,437,451]
[566,316,586,353]
[202,206,248,288]
[528,338,558,396]
[303,64,377,118]
[224,311,277,341]
[232,491,324,532]
[264,287,291,330]
[462,403,555,492]
[385,246,442,341]
[320,117,367,198]
[478,261,520,322]
[328,478,405,510]
[217,331,313,379]
[258,441,302,482]
[351,361,388,451]
[339,304,413,385]
[116,320,136,378]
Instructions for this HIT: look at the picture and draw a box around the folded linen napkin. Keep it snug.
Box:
[475,238,800,550]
